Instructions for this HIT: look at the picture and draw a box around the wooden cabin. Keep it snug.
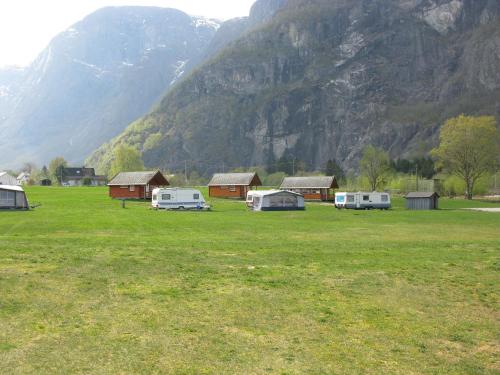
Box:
[108,171,169,200]
[280,176,339,201]
[208,173,262,199]
[405,192,440,210]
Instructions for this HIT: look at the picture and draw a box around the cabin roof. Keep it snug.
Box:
[280,176,339,189]
[108,171,168,186]
[208,173,262,186]
[405,192,440,198]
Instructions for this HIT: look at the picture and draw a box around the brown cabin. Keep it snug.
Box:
[279,176,339,201]
[208,173,262,199]
[108,171,169,200]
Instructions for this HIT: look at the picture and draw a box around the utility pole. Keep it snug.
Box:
[415,164,419,191]
[184,160,188,185]
[292,158,295,176]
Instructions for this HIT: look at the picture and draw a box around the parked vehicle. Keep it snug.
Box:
[335,192,391,210]
[246,190,305,211]
[151,188,210,210]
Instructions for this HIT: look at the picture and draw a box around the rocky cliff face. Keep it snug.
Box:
[88,0,500,173]
[0,7,219,168]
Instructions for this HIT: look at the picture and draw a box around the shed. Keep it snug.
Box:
[249,190,305,211]
[40,179,52,186]
[208,173,262,199]
[108,171,169,199]
[0,172,18,186]
[0,185,29,210]
[280,176,339,201]
[405,192,440,210]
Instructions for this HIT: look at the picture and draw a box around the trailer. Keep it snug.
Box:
[151,188,210,210]
[335,192,391,210]
[246,190,305,211]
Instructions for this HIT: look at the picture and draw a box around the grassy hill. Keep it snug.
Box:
[0,187,499,373]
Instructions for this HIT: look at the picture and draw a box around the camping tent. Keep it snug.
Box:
[249,190,305,211]
[0,185,29,210]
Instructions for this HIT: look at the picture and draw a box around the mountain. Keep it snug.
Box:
[89,0,500,175]
[0,6,219,168]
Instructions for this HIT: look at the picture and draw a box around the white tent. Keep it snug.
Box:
[0,172,18,186]
[0,185,29,210]
[248,190,305,211]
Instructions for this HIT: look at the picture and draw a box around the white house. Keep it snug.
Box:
[0,172,18,186]
[17,172,31,185]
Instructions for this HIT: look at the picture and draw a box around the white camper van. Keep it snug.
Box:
[335,192,391,210]
[151,188,210,210]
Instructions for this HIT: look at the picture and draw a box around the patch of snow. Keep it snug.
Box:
[191,16,221,31]
[122,61,134,67]
[66,27,79,38]
[339,32,365,60]
[72,59,103,73]
[421,0,463,34]
[169,60,188,86]
[0,85,10,97]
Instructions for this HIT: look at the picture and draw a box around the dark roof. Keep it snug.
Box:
[63,167,96,178]
[405,192,440,198]
[208,173,262,186]
[280,176,339,189]
[108,171,168,186]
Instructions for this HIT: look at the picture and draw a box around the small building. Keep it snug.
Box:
[0,185,29,210]
[247,190,305,211]
[40,179,52,186]
[17,172,31,185]
[279,176,339,201]
[108,171,169,200]
[0,172,18,186]
[405,192,440,210]
[208,173,262,199]
[63,167,107,186]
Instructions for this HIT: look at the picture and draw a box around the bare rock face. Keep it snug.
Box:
[0,7,219,168]
[89,0,500,174]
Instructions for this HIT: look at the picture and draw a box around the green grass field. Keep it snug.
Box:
[0,187,499,374]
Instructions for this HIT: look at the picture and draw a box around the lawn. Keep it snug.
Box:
[0,187,499,374]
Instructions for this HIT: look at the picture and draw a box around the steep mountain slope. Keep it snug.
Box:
[89,0,500,175]
[0,6,219,168]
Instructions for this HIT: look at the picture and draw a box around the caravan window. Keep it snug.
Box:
[363,195,369,201]
[193,193,199,200]
[336,195,345,203]
[152,194,157,201]
[381,195,388,202]
[347,195,355,203]
[162,194,171,200]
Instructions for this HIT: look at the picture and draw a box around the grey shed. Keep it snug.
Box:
[405,192,440,210]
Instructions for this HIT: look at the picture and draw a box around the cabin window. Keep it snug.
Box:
[193,193,199,200]
[381,195,388,202]
[229,185,236,192]
[347,195,355,203]
[120,186,128,189]
[129,185,135,192]
[363,195,369,201]
[162,194,171,200]
[220,186,227,190]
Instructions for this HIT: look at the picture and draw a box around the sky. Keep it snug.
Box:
[0,0,255,68]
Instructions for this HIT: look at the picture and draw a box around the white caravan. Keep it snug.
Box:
[151,188,210,210]
[335,192,391,210]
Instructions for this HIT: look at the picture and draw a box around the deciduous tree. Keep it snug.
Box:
[360,145,391,191]
[109,145,145,178]
[432,115,499,199]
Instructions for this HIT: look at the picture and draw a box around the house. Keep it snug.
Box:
[247,190,305,211]
[0,185,29,210]
[208,173,262,199]
[62,167,107,186]
[279,176,339,201]
[108,171,169,199]
[17,172,31,185]
[0,172,18,186]
[405,192,440,210]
